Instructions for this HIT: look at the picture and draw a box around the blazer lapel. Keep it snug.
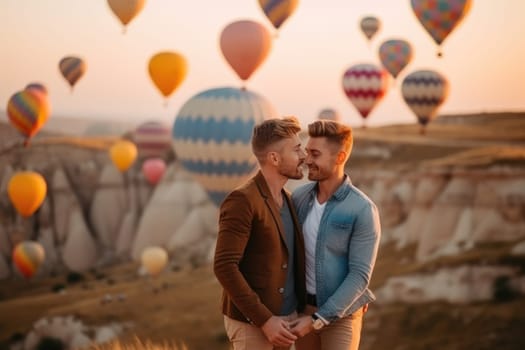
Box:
[254,172,288,252]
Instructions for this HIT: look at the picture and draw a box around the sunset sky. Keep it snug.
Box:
[2,0,525,128]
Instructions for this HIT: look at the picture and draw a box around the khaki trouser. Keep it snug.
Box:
[224,312,298,350]
[294,304,364,350]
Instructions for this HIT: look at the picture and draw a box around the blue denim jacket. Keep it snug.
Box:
[292,175,381,322]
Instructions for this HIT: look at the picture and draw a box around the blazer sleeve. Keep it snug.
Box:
[213,190,273,326]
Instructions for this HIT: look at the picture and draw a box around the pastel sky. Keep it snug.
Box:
[2,0,525,128]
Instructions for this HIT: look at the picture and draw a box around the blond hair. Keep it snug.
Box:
[308,120,353,157]
[252,116,301,163]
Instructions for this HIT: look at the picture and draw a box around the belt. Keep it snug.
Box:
[306,293,317,306]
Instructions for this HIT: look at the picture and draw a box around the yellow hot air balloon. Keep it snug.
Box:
[8,172,47,217]
[148,52,188,104]
[109,140,137,172]
[107,0,146,33]
[141,246,168,277]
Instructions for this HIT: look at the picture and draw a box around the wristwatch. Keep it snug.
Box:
[311,313,325,330]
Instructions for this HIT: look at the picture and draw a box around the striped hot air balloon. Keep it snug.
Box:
[12,241,45,278]
[258,0,299,31]
[342,63,390,127]
[59,56,86,91]
[379,39,413,79]
[360,16,381,42]
[401,69,449,134]
[172,87,278,206]
[25,82,48,96]
[133,121,173,159]
[7,89,50,146]
[411,0,473,56]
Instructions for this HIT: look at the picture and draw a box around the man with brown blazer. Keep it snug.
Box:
[214,116,307,349]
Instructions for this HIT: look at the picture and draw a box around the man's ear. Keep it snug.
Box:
[267,151,279,165]
[336,151,347,165]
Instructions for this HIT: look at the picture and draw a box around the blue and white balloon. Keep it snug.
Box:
[172,87,278,205]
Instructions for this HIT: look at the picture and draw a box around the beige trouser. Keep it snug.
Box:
[294,304,364,350]
[224,312,298,350]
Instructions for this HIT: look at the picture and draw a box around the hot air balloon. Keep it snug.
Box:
[109,140,138,172]
[318,108,341,122]
[141,246,168,277]
[342,63,390,127]
[379,39,413,79]
[258,0,299,32]
[360,16,381,43]
[219,20,272,83]
[142,158,166,185]
[133,121,173,159]
[148,52,188,105]
[107,0,146,33]
[12,241,45,278]
[7,89,50,146]
[401,69,449,134]
[173,87,278,205]
[59,56,86,91]
[411,0,472,57]
[25,82,48,96]
[8,172,47,217]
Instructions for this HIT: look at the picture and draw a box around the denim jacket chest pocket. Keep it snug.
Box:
[325,220,353,255]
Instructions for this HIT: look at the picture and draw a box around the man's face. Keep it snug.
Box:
[275,135,306,180]
[305,137,340,181]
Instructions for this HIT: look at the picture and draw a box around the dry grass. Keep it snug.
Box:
[91,337,188,350]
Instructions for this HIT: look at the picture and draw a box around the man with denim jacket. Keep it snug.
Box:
[290,120,381,350]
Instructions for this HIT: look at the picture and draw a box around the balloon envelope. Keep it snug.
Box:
[25,82,48,96]
[7,89,50,144]
[148,51,188,98]
[142,158,166,185]
[360,16,381,41]
[133,121,173,159]
[342,63,390,122]
[110,140,138,172]
[107,0,146,27]
[8,171,47,217]
[141,246,168,277]
[173,87,278,206]
[411,0,472,47]
[258,0,299,30]
[220,20,272,81]
[401,69,449,128]
[379,39,413,78]
[59,56,86,89]
[13,241,45,278]
[317,108,341,122]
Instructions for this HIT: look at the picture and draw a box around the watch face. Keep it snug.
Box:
[313,318,324,330]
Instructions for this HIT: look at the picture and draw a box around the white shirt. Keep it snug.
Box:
[303,197,326,295]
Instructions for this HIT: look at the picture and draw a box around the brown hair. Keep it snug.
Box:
[252,116,301,162]
[308,120,353,156]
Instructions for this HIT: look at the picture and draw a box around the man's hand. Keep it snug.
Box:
[289,315,314,337]
[261,316,297,347]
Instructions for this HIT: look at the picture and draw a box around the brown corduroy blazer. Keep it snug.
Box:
[213,171,306,327]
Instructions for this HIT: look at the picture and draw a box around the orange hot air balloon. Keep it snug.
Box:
[12,241,45,278]
[7,89,50,146]
[141,246,168,277]
[59,56,86,91]
[107,0,146,33]
[142,158,166,185]
[109,140,138,172]
[8,172,47,217]
[148,52,188,103]
[219,20,272,82]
